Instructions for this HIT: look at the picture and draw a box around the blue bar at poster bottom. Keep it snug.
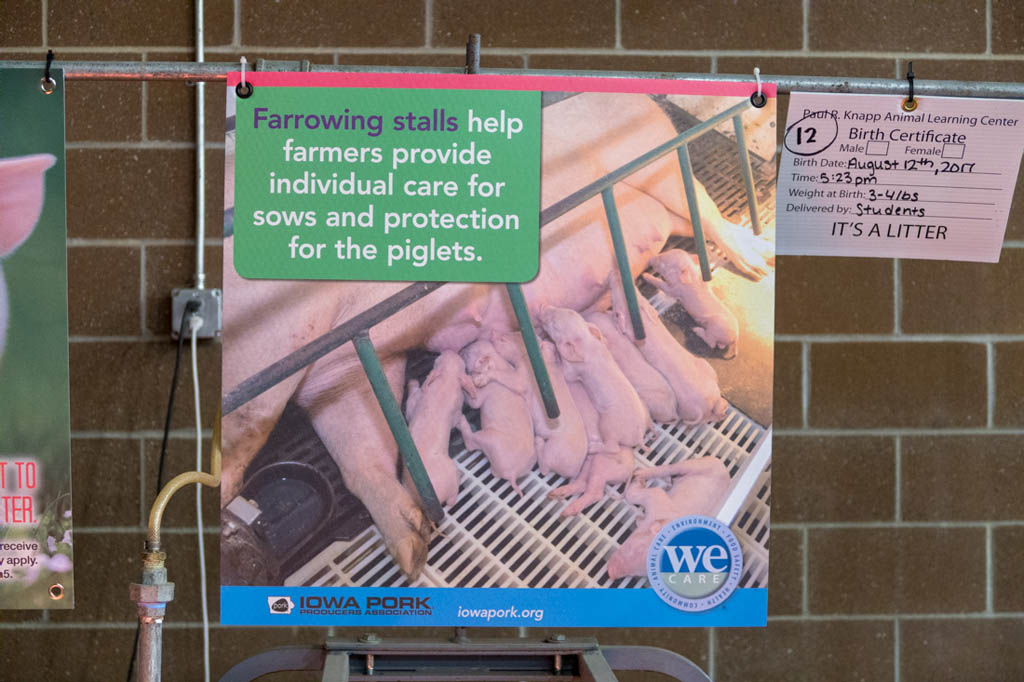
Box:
[221,586,767,627]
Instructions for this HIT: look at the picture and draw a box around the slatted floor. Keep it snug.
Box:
[286,98,775,591]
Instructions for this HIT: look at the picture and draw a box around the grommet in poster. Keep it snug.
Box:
[750,67,766,108]
[40,49,56,94]
[49,583,64,600]
[235,56,253,98]
[901,61,917,112]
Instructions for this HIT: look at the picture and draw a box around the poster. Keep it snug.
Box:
[0,67,73,609]
[221,72,775,627]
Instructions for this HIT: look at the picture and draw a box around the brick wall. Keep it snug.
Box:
[1,1,1023,680]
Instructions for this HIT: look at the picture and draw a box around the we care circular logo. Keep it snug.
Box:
[647,515,743,612]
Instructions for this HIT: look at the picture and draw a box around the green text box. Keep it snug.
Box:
[234,87,540,282]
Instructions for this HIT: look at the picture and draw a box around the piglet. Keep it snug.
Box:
[403,351,474,507]
[629,297,728,425]
[644,249,739,358]
[457,339,536,496]
[549,381,635,516]
[486,333,588,480]
[606,456,732,579]
[585,310,678,423]
[538,305,650,453]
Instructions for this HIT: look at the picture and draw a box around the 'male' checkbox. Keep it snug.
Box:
[866,140,889,156]
[942,143,965,159]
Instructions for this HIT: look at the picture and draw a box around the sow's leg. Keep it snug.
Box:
[298,353,433,581]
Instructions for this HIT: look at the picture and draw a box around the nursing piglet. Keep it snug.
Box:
[645,249,739,358]
[549,381,635,516]
[538,305,650,453]
[457,339,536,496]
[487,333,588,480]
[606,456,732,579]
[404,351,474,507]
[630,297,728,425]
[584,310,678,423]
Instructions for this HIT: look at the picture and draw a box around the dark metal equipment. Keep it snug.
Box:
[219,635,713,682]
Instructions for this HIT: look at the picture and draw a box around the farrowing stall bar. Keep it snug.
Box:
[5,60,1024,99]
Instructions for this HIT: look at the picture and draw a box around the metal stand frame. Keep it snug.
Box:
[219,635,712,682]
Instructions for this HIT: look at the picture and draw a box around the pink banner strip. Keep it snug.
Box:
[226,71,777,98]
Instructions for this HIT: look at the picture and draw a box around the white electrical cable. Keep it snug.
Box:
[189,314,210,682]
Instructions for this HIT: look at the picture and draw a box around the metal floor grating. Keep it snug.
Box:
[284,102,775,592]
[287,403,770,590]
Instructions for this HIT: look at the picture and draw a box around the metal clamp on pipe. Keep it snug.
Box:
[131,412,222,682]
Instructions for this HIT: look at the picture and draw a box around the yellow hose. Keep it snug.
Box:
[147,410,222,545]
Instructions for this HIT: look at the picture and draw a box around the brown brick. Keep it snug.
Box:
[45,532,217,624]
[716,620,894,681]
[809,0,986,52]
[66,148,195,240]
[145,243,224,336]
[242,0,425,47]
[0,0,40,46]
[995,343,1024,425]
[69,341,220,431]
[774,342,802,428]
[68,246,141,336]
[0,628,135,680]
[995,526,1024,611]
[70,439,141,527]
[337,52,525,69]
[718,57,898,80]
[0,609,44,623]
[773,436,895,523]
[144,438,220,529]
[148,50,327,144]
[65,58,143,142]
[809,343,987,428]
[49,532,139,622]
[993,0,1024,54]
[902,436,1024,521]
[159,532,220,622]
[622,0,801,51]
[528,54,710,74]
[808,527,985,613]
[776,256,894,334]
[434,0,614,48]
[145,80,202,143]
[769,528,803,615]
[895,62,1024,241]
[47,0,234,47]
[900,59,1024,84]
[901,619,1024,681]
[206,147,227,240]
[902,251,1024,334]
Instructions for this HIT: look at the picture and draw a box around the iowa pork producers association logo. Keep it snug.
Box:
[647,515,742,612]
[267,596,295,614]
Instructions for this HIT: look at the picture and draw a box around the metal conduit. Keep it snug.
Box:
[3,60,1023,100]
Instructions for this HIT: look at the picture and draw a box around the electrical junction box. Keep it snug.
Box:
[170,287,222,339]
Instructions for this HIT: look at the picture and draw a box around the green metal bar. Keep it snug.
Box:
[732,113,762,236]
[505,283,560,419]
[601,187,645,341]
[542,98,752,226]
[353,331,444,524]
[676,144,711,282]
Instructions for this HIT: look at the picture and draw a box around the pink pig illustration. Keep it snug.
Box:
[0,154,56,358]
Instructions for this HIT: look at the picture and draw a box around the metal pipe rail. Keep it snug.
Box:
[4,60,1024,100]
